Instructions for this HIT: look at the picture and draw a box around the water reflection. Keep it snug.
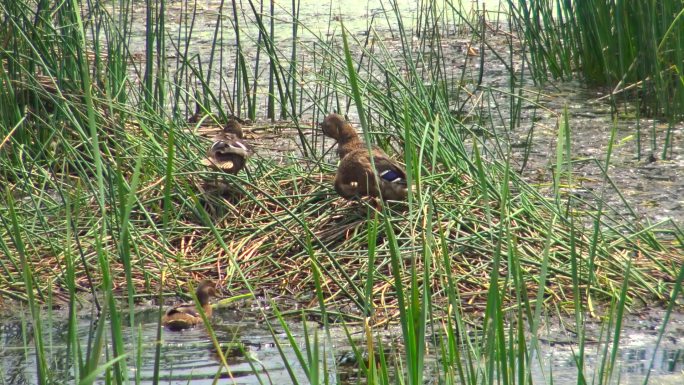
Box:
[534,337,684,384]
[1,306,682,384]
[0,306,325,384]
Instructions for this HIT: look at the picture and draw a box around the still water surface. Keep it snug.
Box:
[1,305,682,384]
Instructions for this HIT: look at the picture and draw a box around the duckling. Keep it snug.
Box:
[162,280,217,331]
[320,113,366,159]
[334,148,408,201]
[203,120,250,174]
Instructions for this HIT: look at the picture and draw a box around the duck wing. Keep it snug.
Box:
[372,153,408,200]
[165,303,200,318]
[207,133,250,158]
[373,157,406,184]
[371,151,407,183]
[204,133,251,174]
[333,148,408,201]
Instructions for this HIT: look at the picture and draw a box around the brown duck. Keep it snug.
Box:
[203,119,251,174]
[320,113,408,201]
[162,280,217,331]
[334,149,408,201]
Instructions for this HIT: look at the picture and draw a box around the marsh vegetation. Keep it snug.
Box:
[0,0,682,383]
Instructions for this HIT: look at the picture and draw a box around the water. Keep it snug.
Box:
[1,305,683,384]
[529,309,684,384]
[0,305,331,384]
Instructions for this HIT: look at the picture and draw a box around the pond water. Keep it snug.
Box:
[1,305,682,384]
[0,304,327,384]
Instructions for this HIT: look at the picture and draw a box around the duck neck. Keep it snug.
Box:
[197,292,213,317]
[337,130,363,158]
[196,291,211,306]
[202,302,213,316]
[224,122,243,138]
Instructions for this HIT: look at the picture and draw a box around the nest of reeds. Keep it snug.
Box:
[0,112,680,323]
[135,152,681,322]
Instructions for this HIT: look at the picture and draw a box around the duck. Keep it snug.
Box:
[319,113,408,201]
[187,102,203,124]
[203,119,250,174]
[162,280,217,331]
[334,148,408,201]
[319,113,367,159]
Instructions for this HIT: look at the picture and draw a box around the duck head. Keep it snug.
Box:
[320,113,358,142]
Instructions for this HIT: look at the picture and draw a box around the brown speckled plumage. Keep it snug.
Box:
[203,120,251,174]
[162,280,217,331]
[320,113,408,201]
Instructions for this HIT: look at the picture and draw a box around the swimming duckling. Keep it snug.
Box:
[334,147,408,201]
[203,120,251,174]
[162,280,217,331]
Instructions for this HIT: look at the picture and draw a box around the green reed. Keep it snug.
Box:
[509,0,684,160]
